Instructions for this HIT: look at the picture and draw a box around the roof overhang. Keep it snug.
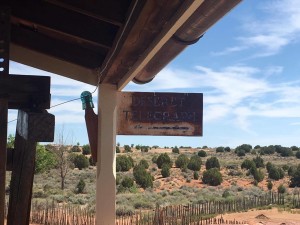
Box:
[5,0,242,90]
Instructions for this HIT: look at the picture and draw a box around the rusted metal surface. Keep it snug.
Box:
[117,92,203,136]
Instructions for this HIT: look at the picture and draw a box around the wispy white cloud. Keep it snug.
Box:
[211,46,248,56]
[212,0,300,57]
[290,122,300,126]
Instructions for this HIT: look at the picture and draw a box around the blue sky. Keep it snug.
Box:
[7,0,300,148]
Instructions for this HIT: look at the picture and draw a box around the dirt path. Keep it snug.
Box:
[216,208,300,225]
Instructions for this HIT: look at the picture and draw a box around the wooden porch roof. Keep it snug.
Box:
[3,0,241,90]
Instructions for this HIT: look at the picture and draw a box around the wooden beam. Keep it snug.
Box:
[10,44,98,85]
[11,25,107,69]
[45,0,132,26]
[7,110,55,225]
[11,16,111,50]
[117,0,205,90]
[6,148,13,172]
[0,75,50,109]
[0,6,10,225]
[7,132,37,225]
[9,1,119,48]
[0,100,7,225]
[44,0,124,27]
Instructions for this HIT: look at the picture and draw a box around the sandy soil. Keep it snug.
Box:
[216,208,300,225]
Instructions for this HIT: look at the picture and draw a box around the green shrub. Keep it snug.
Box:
[224,147,231,152]
[222,189,231,198]
[141,146,149,152]
[237,149,246,157]
[138,159,149,169]
[279,147,293,157]
[116,155,134,172]
[290,165,300,187]
[161,164,170,178]
[193,171,199,180]
[76,179,86,193]
[253,169,264,183]
[133,165,153,189]
[116,146,120,153]
[116,174,121,185]
[216,147,224,153]
[71,145,81,152]
[235,144,252,153]
[82,144,91,155]
[241,159,256,170]
[156,153,172,169]
[121,177,134,188]
[268,166,284,180]
[267,181,273,190]
[282,164,289,171]
[205,157,220,170]
[198,150,207,157]
[202,168,223,186]
[35,144,56,174]
[278,184,286,194]
[124,145,132,152]
[253,156,264,168]
[73,155,89,170]
[260,146,275,155]
[288,166,297,176]
[175,154,189,169]
[266,162,274,173]
[152,155,158,163]
[172,146,180,154]
[7,134,15,148]
[116,205,134,216]
[296,151,300,159]
[187,155,202,171]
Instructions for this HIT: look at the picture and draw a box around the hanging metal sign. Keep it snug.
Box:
[117,92,203,136]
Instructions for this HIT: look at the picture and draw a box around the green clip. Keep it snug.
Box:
[80,91,94,110]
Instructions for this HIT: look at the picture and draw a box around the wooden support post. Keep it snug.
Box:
[96,84,117,225]
[7,132,36,225]
[7,110,54,225]
[0,6,10,225]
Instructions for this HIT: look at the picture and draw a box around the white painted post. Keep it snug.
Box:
[96,84,117,225]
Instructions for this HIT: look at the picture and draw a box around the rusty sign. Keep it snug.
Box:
[117,92,203,136]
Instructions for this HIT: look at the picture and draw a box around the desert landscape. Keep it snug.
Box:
[4,142,300,224]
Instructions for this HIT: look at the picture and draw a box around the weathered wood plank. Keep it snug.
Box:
[0,100,7,225]
[7,131,37,225]
[6,148,13,172]
[0,6,10,225]
[17,110,55,142]
[0,75,50,109]
[7,109,55,225]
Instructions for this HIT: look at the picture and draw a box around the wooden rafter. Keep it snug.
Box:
[10,1,119,48]
[11,25,107,68]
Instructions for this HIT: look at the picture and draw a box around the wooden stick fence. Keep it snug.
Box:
[116,192,286,225]
[3,191,298,225]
